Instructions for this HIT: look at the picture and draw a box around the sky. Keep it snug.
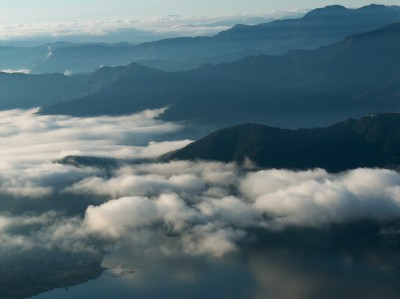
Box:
[1,0,400,25]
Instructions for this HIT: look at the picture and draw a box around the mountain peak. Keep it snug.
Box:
[304,5,348,18]
[303,4,397,19]
[358,4,390,11]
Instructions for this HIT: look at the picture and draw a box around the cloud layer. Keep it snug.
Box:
[0,108,189,198]
[2,109,400,258]
[0,11,304,45]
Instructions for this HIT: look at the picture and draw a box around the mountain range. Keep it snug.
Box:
[1,4,400,129]
[163,113,400,172]
[1,4,399,73]
[36,21,400,128]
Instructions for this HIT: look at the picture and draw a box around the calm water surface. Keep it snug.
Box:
[29,243,400,299]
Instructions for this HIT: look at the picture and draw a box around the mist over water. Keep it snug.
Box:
[2,108,400,299]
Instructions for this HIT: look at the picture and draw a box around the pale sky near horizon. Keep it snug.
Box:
[1,0,399,25]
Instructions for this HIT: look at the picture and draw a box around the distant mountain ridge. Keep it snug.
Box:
[0,42,137,74]
[38,22,400,128]
[163,113,400,172]
[0,63,148,109]
[214,4,400,52]
[1,4,399,73]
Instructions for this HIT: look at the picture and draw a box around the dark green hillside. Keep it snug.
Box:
[164,113,400,172]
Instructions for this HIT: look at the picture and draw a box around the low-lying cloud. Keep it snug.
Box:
[0,68,31,74]
[0,11,304,45]
[0,108,190,198]
[2,109,400,258]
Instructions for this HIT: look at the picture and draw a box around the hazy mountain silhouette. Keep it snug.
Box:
[39,22,400,128]
[0,63,146,109]
[0,42,137,74]
[0,71,86,109]
[163,113,400,172]
[1,4,399,73]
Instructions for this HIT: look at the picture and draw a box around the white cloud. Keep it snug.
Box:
[244,168,400,229]
[2,108,400,258]
[82,193,249,257]
[0,212,86,253]
[0,108,189,198]
[65,166,400,256]
[240,168,329,199]
[84,196,159,238]
[0,68,31,74]
[181,224,246,257]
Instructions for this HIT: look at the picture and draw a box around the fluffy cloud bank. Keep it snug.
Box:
[0,108,190,198]
[245,168,400,228]
[5,166,400,257]
[2,109,400,258]
[66,166,400,256]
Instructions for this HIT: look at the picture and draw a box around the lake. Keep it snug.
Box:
[29,238,400,299]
